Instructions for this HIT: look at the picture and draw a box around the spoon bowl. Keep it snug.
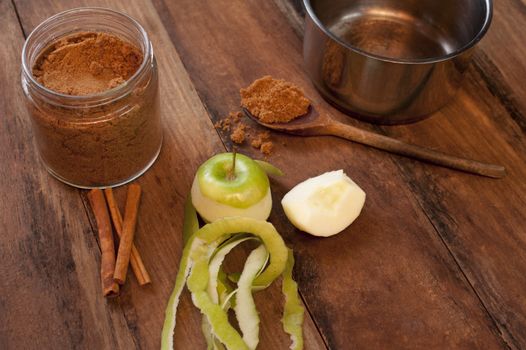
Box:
[243,107,329,135]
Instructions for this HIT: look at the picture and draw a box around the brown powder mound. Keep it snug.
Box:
[240,76,310,123]
[33,32,143,95]
[230,123,246,144]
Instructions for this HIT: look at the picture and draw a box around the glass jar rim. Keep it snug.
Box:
[21,7,152,106]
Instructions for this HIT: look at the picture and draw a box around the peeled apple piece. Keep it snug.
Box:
[281,170,366,237]
[191,177,272,222]
[191,153,275,222]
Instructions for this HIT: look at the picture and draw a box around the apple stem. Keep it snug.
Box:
[228,148,237,181]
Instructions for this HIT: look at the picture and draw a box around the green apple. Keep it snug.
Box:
[191,153,273,222]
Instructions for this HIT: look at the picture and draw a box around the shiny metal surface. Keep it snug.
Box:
[303,0,492,124]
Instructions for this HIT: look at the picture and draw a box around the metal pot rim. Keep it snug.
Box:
[302,0,493,65]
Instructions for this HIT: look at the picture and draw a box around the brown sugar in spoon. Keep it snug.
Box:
[242,106,506,179]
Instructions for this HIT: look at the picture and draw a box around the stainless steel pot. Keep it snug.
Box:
[303,0,492,124]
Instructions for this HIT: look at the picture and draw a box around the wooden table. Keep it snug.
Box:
[2,0,525,349]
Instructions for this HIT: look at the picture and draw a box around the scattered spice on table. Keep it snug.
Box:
[215,111,242,132]
[230,123,247,144]
[240,75,310,123]
[259,140,274,155]
[214,111,275,156]
[214,116,231,131]
[250,131,270,149]
[251,130,273,155]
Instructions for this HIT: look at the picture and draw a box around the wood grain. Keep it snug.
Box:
[0,1,135,348]
[151,0,514,348]
[12,0,326,349]
[476,0,526,120]
[243,107,506,178]
[279,1,526,348]
[6,0,526,349]
[382,72,526,349]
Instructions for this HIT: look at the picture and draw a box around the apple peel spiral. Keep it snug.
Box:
[161,201,304,350]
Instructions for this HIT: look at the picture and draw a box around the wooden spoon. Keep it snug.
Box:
[243,107,506,179]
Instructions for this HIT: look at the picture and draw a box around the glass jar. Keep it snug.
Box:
[21,8,162,188]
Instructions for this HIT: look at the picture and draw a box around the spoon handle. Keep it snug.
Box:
[326,122,506,178]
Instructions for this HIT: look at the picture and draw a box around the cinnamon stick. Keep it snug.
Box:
[104,188,151,285]
[87,189,119,297]
[113,184,142,285]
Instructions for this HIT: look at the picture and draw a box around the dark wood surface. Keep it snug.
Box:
[1,0,525,349]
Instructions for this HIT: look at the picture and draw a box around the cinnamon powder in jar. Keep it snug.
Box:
[33,32,142,95]
[24,30,161,188]
[240,76,310,123]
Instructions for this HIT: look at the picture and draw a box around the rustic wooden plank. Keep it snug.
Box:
[151,0,512,349]
[278,1,526,348]
[13,0,327,349]
[476,0,526,124]
[0,1,136,349]
[382,70,526,349]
